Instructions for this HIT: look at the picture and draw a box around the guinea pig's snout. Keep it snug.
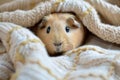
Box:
[53,42,63,54]
[53,42,62,47]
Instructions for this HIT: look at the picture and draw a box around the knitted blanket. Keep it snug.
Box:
[0,0,120,80]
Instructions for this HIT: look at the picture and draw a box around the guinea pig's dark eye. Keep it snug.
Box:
[46,26,51,34]
[65,26,70,33]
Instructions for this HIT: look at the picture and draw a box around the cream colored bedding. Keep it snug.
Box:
[0,0,120,80]
[0,0,13,5]
[86,34,120,50]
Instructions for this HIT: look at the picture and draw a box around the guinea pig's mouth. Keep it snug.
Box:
[49,48,64,56]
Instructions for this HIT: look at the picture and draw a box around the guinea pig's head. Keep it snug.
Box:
[36,13,85,56]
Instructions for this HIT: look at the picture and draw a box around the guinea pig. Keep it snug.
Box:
[35,13,85,56]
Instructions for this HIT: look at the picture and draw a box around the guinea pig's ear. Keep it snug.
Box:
[67,17,81,28]
[38,17,47,29]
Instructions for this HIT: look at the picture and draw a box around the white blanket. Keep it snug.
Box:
[0,22,119,80]
[0,0,120,80]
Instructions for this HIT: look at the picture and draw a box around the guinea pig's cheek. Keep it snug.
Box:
[46,44,55,54]
[64,44,73,51]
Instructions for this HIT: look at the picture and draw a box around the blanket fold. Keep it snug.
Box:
[0,0,120,80]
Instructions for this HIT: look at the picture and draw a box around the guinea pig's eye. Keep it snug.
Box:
[46,26,51,34]
[65,26,70,33]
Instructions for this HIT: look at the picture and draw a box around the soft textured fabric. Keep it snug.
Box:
[0,22,120,80]
[0,0,120,80]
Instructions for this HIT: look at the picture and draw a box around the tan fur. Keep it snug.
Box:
[36,13,85,56]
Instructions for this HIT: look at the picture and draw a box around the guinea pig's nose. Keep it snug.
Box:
[54,42,62,46]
